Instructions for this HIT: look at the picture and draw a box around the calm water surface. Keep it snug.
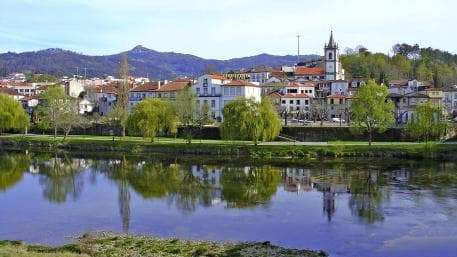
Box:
[1,152,457,257]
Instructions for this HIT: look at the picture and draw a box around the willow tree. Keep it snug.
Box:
[0,93,30,134]
[350,80,394,146]
[406,102,448,142]
[221,97,281,145]
[127,98,177,142]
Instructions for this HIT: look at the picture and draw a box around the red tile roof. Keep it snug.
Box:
[268,92,282,98]
[208,74,228,80]
[0,88,22,96]
[96,85,118,94]
[154,81,189,92]
[224,80,258,87]
[287,82,315,88]
[282,93,311,98]
[129,82,160,92]
[295,67,325,76]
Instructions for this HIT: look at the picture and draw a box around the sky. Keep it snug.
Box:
[0,0,455,59]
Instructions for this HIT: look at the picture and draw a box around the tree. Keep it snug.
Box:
[406,102,448,142]
[174,86,197,144]
[0,93,30,134]
[221,98,281,145]
[38,86,78,139]
[350,80,394,146]
[127,98,177,142]
[115,54,130,136]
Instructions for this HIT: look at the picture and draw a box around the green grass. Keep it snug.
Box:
[0,234,327,257]
[2,134,457,161]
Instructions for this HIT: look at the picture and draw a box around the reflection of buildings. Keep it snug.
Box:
[282,167,312,192]
[282,167,351,221]
[192,165,223,206]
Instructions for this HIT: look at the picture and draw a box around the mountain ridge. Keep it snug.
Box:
[0,45,319,79]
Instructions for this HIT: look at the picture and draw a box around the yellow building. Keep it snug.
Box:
[422,88,443,108]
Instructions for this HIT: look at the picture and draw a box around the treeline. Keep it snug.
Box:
[341,43,457,86]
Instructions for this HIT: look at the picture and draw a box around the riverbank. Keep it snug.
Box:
[0,233,327,257]
[1,134,457,161]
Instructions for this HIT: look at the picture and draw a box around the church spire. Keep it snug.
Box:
[326,30,337,49]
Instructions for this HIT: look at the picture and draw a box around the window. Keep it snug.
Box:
[203,100,208,105]
[305,100,309,105]
[339,99,343,104]
[211,100,215,108]
[230,87,236,96]
[236,87,241,96]
[196,88,200,95]
[296,100,300,105]
[282,100,286,104]
[330,99,334,104]
[289,100,293,104]
[328,52,333,60]
[203,88,208,95]
[211,87,216,96]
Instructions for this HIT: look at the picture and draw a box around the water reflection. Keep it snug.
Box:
[2,153,457,229]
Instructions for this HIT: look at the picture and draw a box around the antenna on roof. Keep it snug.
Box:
[296,34,301,65]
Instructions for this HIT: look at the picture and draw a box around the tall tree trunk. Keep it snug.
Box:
[369,130,372,146]
[54,126,57,139]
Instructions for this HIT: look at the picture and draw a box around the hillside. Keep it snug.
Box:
[0,45,317,79]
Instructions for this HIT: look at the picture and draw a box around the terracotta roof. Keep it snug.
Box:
[271,71,285,77]
[287,82,315,88]
[0,88,22,96]
[207,74,228,80]
[96,85,118,94]
[224,80,258,87]
[282,93,311,98]
[267,92,282,98]
[21,95,42,101]
[389,79,409,86]
[154,81,189,92]
[129,82,160,92]
[294,67,325,76]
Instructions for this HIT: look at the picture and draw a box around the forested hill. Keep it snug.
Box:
[341,43,457,86]
[0,45,316,79]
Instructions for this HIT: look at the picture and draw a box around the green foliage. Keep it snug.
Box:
[406,102,448,142]
[27,73,58,83]
[342,43,457,86]
[174,86,199,144]
[350,80,394,145]
[221,98,281,145]
[127,98,177,141]
[0,93,30,133]
[37,87,79,139]
[0,154,30,191]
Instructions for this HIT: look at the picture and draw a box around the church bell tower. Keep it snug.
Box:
[324,31,343,80]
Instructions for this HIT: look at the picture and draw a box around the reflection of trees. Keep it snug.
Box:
[221,166,281,208]
[38,154,85,203]
[0,154,30,191]
[348,171,389,224]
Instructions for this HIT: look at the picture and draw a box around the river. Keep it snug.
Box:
[1,151,457,257]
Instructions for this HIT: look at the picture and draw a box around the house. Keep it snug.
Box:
[128,81,160,109]
[78,99,94,114]
[94,84,118,116]
[442,87,457,117]
[153,80,190,100]
[193,75,261,121]
[248,66,273,84]
[326,94,351,121]
[280,82,315,97]
[294,67,326,81]
[390,92,429,124]
[0,87,25,101]
[280,93,312,120]
[20,95,41,116]
[421,88,443,108]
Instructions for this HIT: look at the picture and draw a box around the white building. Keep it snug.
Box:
[78,99,94,114]
[193,75,261,122]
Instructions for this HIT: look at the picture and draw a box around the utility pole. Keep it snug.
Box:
[296,34,301,65]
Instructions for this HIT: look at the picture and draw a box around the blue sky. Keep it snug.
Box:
[0,0,455,59]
